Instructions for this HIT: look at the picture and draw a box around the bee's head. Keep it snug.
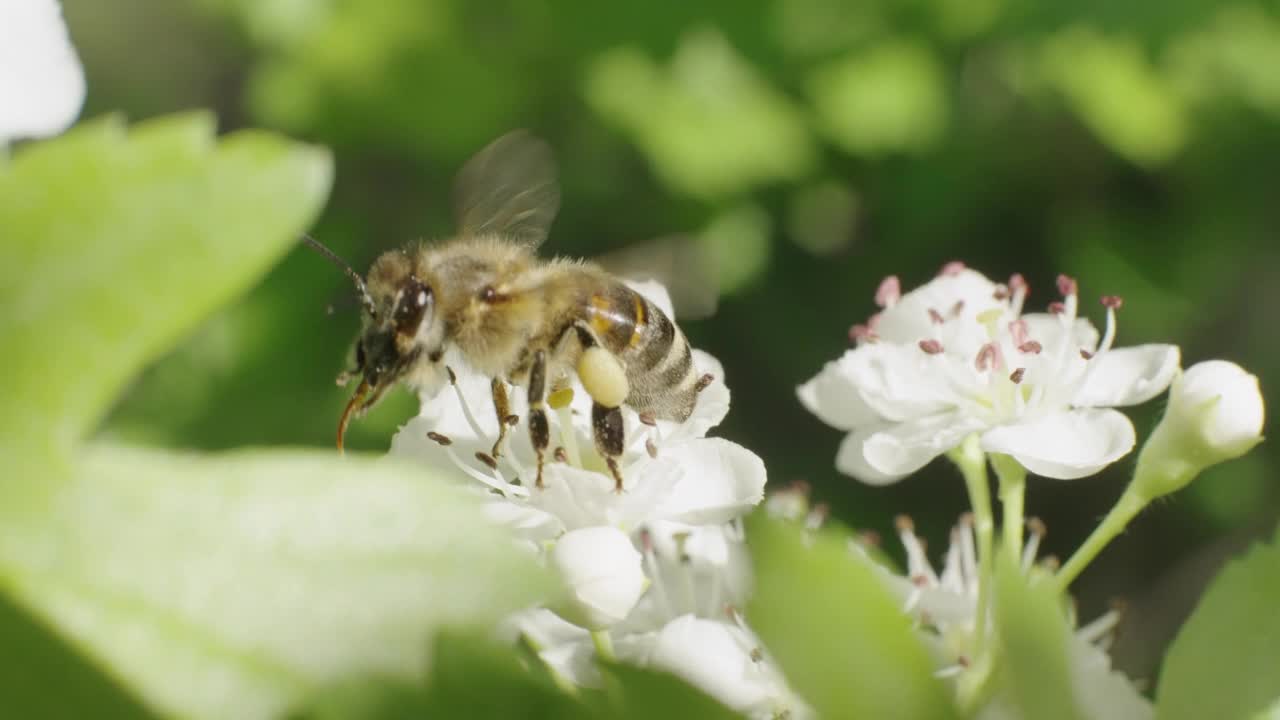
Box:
[302,236,438,451]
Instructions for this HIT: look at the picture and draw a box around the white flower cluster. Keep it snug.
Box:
[391,282,808,718]
[794,264,1266,719]
[799,265,1180,482]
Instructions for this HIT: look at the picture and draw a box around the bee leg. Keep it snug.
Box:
[591,402,626,493]
[490,377,514,458]
[527,349,551,488]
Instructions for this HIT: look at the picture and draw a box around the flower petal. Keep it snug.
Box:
[980,409,1135,479]
[875,269,1004,344]
[796,351,883,430]
[838,413,983,485]
[844,343,956,422]
[551,526,647,630]
[644,615,775,714]
[1073,344,1180,408]
[0,0,85,143]
[655,438,766,525]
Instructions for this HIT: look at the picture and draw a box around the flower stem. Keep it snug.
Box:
[591,629,617,663]
[949,434,994,653]
[991,454,1027,563]
[1055,488,1149,593]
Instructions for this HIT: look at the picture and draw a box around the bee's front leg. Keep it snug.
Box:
[526,349,551,488]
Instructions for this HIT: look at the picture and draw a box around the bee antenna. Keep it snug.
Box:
[301,234,378,318]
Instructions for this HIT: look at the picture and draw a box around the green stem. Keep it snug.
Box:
[991,454,1027,563]
[591,629,617,663]
[1055,488,1149,593]
[949,434,994,653]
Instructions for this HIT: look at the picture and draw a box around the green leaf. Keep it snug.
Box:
[0,590,155,719]
[0,444,553,720]
[1156,528,1280,720]
[0,113,332,469]
[747,515,956,719]
[293,631,588,720]
[992,553,1081,720]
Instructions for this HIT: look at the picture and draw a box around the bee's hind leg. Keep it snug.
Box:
[591,402,626,492]
[526,349,551,488]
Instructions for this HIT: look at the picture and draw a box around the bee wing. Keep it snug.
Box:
[595,235,720,320]
[452,130,561,249]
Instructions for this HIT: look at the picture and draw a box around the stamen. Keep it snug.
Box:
[951,300,965,317]
[1100,295,1123,310]
[427,431,452,446]
[555,405,583,467]
[1018,341,1042,354]
[875,275,901,308]
[849,323,877,345]
[993,284,1010,301]
[1022,517,1046,571]
[476,451,499,470]
[928,308,945,325]
[639,528,673,618]
[1080,349,1094,360]
[1056,274,1078,298]
[639,412,657,427]
[1009,273,1029,315]
[554,446,568,463]
[1009,368,1025,384]
[448,371,491,441]
[934,665,966,679]
[1009,319,1028,346]
[974,343,1002,372]
[505,414,520,426]
[646,438,658,458]
[939,260,966,276]
[895,515,940,586]
[919,339,944,355]
[805,503,829,531]
[443,446,520,497]
[1048,301,1065,315]
[1097,305,1118,354]
[1077,607,1121,647]
[695,374,715,392]
[857,529,881,548]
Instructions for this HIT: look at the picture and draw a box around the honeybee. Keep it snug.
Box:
[305,131,711,490]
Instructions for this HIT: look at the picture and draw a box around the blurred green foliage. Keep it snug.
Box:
[63,0,1280,686]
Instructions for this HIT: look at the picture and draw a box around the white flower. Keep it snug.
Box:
[1131,359,1264,499]
[874,517,1152,720]
[509,522,811,719]
[389,285,764,539]
[799,265,1180,482]
[0,0,85,145]
[550,526,648,630]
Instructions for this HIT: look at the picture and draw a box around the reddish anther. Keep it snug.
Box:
[1056,274,1078,297]
[1100,295,1124,309]
[919,339,945,355]
[939,260,966,276]
[875,275,902,308]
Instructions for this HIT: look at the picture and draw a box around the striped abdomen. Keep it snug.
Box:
[583,282,698,421]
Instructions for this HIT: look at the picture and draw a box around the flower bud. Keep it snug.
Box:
[550,526,647,630]
[1131,360,1264,500]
